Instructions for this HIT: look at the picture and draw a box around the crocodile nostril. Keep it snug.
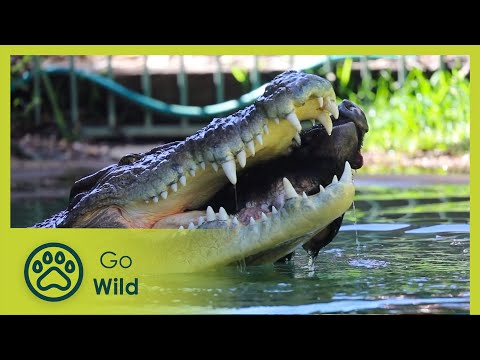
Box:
[337,100,369,135]
[341,99,355,110]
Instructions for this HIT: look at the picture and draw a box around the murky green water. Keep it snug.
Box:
[11,184,470,314]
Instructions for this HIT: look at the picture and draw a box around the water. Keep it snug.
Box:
[11,184,470,314]
[11,198,69,228]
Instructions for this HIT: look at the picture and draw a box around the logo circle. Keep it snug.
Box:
[24,243,83,302]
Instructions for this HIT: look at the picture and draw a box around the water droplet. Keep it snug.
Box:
[234,184,238,213]
[352,200,359,248]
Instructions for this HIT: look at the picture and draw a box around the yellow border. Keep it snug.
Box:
[470,50,477,314]
[0,46,476,314]
[1,52,8,230]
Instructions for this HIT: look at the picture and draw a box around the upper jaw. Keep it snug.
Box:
[88,72,340,197]
[62,71,345,227]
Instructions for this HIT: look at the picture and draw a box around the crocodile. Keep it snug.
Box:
[34,70,368,270]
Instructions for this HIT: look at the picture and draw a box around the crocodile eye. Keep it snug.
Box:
[119,153,142,165]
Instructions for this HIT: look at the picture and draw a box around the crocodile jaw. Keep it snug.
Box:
[153,161,354,273]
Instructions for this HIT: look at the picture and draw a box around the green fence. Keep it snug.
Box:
[13,55,437,138]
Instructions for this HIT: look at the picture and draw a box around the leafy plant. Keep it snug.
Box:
[334,63,470,155]
[231,66,251,92]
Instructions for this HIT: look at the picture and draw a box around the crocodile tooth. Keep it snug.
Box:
[273,118,280,124]
[255,134,264,146]
[271,206,278,214]
[249,217,256,226]
[199,161,206,170]
[319,185,325,193]
[302,192,308,200]
[283,177,298,199]
[324,98,339,119]
[211,162,219,172]
[160,191,168,200]
[179,176,187,186]
[171,183,178,192]
[317,97,323,108]
[188,222,195,229]
[286,112,302,131]
[331,102,340,120]
[331,175,338,185]
[263,124,269,134]
[311,119,316,127]
[294,133,301,146]
[179,226,184,230]
[261,212,268,222]
[246,140,256,156]
[198,216,205,225]
[189,169,196,177]
[221,159,237,185]
[317,111,333,136]
[218,207,229,221]
[340,161,352,183]
[232,216,239,225]
[152,196,159,203]
[236,150,247,168]
[206,206,216,222]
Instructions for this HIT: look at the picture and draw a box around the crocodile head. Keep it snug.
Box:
[35,70,368,272]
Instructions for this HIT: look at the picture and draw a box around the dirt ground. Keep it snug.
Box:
[11,135,470,199]
[12,134,470,173]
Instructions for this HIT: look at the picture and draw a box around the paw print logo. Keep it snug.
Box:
[24,243,83,302]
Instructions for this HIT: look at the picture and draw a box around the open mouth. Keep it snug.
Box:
[41,70,368,270]
[147,98,367,231]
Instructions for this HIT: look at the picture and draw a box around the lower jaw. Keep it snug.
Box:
[127,165,358,230]
[243,232,315,265]
[107,165,355,272]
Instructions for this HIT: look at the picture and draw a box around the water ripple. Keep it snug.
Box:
[217,297,470,315]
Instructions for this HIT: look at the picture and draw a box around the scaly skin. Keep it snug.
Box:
[35,70,338,229]
[33,70,369,272]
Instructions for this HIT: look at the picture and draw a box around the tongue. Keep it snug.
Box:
[237,207,265,225]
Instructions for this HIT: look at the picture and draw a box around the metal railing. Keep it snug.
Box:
[12,55,425,138]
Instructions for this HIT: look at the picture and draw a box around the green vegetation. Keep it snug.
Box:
[355,184,470,201]
[11,56,73,140]
[334,61,470,155]
[14,56,470,157]
[11,56,38,116]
